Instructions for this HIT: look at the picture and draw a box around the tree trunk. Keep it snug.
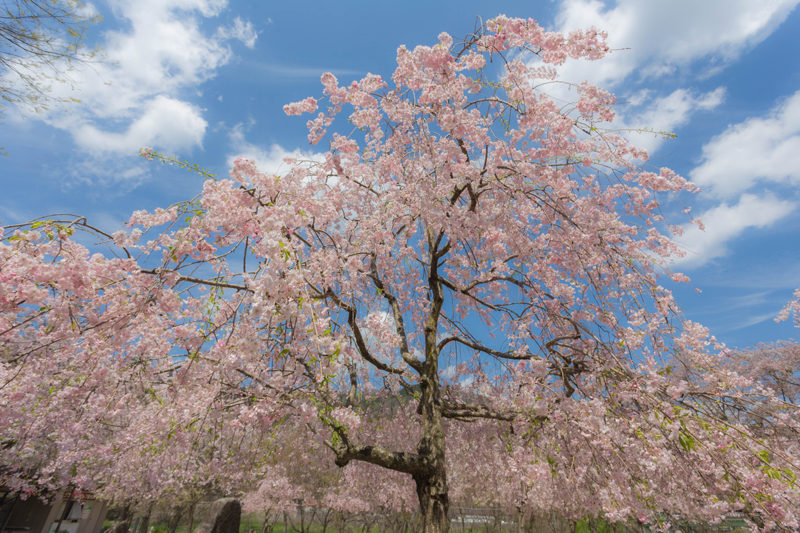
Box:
[137,503,153,533]
[167,506,183,533]
[413,230,451,533]
[52,498,73,533]
[328,231,451,531]
[260,510,272,533]
[298,502,305,533]
[414,469,449,532]
[320,508,331,533]
[187,501,195,533]
[414,360,449,532]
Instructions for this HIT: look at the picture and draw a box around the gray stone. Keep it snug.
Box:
[194,498,240,533]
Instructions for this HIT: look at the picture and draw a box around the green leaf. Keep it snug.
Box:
[678,431,695,452]
[31,219,52,229]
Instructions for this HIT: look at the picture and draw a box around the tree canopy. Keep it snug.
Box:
[1,16,799,533]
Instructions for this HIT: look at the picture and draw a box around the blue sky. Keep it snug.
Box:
[1,0,798,349]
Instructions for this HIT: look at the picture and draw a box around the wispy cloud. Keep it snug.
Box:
[242,60,362,80]
[673,194,796,268]
[216,16,259,49]
[728,310,783,331]
[691,90,800,198]
[611,87,725,154]
[725,291,773,310]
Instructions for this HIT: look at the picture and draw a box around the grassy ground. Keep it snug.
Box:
[108,510,752,533]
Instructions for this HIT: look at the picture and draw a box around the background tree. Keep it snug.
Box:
[733,342,800,405]
[0,0,100,113]
[1,17,799,533]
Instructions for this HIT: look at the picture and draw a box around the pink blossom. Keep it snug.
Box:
[283,96,318,116]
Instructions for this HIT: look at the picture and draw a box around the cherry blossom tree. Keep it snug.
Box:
[2,16,800,533]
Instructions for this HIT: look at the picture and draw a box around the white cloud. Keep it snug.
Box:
[110,0,227,19]
[441,365,458,380]
[240,61,361,80]
[75,2,101,18]
[691,90,800,198]
[673,194,796,267]
[551,0,798,89]
[48,0,236,117]
[227,122,321,176]
[216,17,258,49]
[4,0,256,160]
[74,96,207,154]
[614,87,725,154]
[533,1,797,157]
[725,291,772,310]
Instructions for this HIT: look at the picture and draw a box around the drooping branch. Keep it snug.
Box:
[324,289,406,375]
[5,215,132,258]
[368,255,423,373]
[438,276,504,312]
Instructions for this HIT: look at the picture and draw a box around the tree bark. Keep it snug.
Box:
[413,469,449,533]
[187,502,195,533]
[413,353,449,531]
[331,365,450,532]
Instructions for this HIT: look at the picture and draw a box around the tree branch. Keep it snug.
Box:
[368,255,423,373]
[324,289,406,375]
[332,442,424,474]
[140,269,250,292]
[438,335,533,360]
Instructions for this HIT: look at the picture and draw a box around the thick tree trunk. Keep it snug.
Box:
[414,468,449,533]
[330,231,451,531]
[414,349,449,532]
